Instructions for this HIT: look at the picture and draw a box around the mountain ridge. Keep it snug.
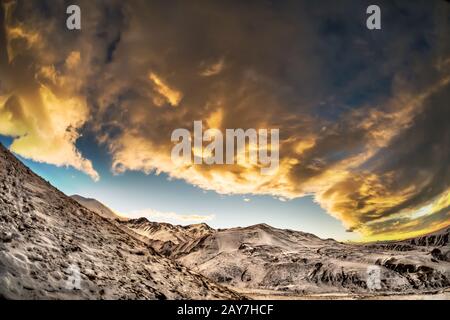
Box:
[71,192,449,247]
[70,194,126,221]
[2,142,449,299]
[113,213,450,297]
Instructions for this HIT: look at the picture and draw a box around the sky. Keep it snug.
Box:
[0,0,449,242]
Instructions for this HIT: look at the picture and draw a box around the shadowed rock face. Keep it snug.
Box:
[407,228,450,247]
[362,227,450,254]
[0,143,242,300]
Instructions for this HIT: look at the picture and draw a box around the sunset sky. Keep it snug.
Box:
[0,0,449,242]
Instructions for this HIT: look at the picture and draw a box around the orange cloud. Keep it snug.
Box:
[0,3,98,181]
[149,72,183,107]
[2,0,450,242]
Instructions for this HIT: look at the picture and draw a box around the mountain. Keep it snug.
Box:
[2,139,448,299]
[131,221,450,297]
[363,226,450,262]
[118,218,214,256]
[71,195,124,221]
[63,193,450,298]
[406,227,449,247]
[0,143,242,300]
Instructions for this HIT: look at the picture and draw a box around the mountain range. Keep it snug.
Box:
[119,218,450,298]
[1,142,449,299]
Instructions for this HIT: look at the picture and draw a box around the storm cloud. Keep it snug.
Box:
[1,0,449,240]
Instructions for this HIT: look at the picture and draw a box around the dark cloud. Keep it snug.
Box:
[1,0,449,239]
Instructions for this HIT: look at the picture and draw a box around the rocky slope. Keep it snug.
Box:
[0,143,242,300]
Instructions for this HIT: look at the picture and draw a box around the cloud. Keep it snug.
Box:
[2,0,450,240]
[89,0,450,239]
[200,58,225,77]
[0,1,99,181]
[148,72,183,107]
[314,76,450,237]
[128,208,215,224]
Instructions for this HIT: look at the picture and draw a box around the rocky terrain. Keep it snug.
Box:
[0,143,242,300]
[121,217,450,298]
[171,224,449,296]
